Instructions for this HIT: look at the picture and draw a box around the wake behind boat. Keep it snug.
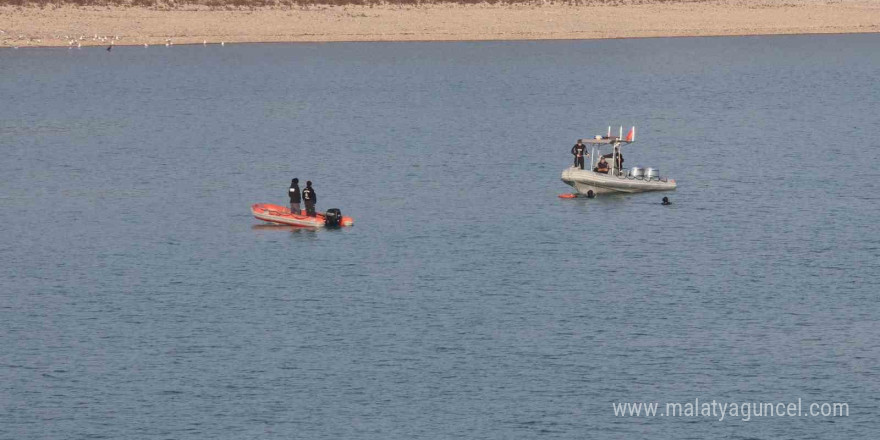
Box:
[251,203,353,228]
[561,126,676,196]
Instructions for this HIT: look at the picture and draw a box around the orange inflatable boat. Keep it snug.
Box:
[251,203,354,228]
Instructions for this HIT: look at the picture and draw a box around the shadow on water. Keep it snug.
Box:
[250,224,319,234]
[250,223,350,236]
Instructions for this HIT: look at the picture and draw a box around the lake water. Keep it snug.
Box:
[1,34,879,439]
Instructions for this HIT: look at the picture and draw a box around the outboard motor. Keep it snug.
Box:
[324,208,342,227]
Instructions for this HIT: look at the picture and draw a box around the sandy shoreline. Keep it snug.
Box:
[2,1,880,47]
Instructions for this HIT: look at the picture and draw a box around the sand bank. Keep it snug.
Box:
[2,1,880,47]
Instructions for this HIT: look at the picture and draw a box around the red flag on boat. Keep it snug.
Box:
[625,126,635,142]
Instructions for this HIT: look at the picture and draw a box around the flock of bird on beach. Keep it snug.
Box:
[2,31,227,49]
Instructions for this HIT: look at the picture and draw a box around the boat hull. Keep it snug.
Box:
[251,203,353,228]
[561,167,676,195]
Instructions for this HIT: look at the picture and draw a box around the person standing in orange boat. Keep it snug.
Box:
[288,178,302,215]
[302,181,317,217]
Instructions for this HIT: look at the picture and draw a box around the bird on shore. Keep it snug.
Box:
[221,41,225,46]
[106,45,112,52]
[144,43,149,48]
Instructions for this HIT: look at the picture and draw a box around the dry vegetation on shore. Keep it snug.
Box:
[2,0,879,47]
[0,0,724,6]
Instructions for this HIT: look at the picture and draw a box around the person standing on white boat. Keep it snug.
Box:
[288,178,302,215]
[302,181,317,217]
[571,139,589,170]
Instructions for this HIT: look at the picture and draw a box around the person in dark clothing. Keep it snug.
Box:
[595,157,609,174]
[302,181,317,217]
[615,150,624,171]
[288,178,301,215]
[571,139,589,170]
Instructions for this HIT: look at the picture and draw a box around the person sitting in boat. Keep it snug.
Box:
[571,139,589,170]
[302,181,317,217]
[288,178,301,215]
[595,157,609,174]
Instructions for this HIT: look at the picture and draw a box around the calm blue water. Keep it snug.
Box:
[1,34,879,439]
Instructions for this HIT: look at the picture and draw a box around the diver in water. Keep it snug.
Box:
[288,178,301,215]
[302,181,317,217]
[571,139,589,170]
[662,196,671,205]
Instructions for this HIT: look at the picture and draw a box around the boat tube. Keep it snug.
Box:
[251,203,353,228]
[561,167,676,195]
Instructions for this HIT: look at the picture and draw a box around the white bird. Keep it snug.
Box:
[203,40,207,45]
[77,42,81,48]
[221,41,225,46]
[144,43,149,48]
